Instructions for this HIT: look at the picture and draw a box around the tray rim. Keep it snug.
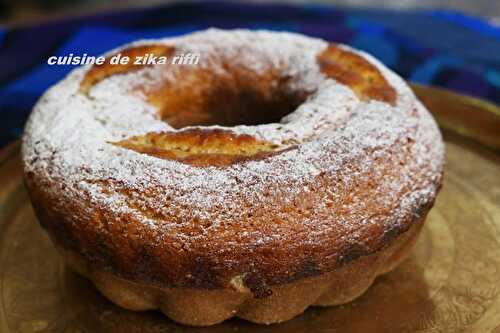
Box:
[409,83,500,152]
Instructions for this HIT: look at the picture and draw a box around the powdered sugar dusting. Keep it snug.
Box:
[22,28,444,244]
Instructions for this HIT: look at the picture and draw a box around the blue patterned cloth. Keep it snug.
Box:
[1,1,499,147]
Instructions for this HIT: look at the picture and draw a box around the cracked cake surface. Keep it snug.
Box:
[22,29,444,326]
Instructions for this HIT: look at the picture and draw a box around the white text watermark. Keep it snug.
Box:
[47,53,200,66]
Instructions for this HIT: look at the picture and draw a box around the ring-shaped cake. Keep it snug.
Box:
[22,29,444,326]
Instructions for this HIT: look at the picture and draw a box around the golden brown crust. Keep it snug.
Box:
[55,211,425,326]
[79,45,175,94]
[317,44,397,105]
[111,128,287,167]
[26,168,440,294]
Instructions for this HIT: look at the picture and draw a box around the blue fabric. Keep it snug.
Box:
[0,1,499,147]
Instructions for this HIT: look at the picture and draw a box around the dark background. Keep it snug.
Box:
[1,0,499,26]
[0,0,498,147]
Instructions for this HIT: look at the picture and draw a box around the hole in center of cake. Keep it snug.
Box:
[79,44,310,129]
[145,68,309,129]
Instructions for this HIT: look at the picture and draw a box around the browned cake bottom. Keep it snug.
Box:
[53,215,425,327]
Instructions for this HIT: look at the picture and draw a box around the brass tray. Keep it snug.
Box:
[0,85,499,333]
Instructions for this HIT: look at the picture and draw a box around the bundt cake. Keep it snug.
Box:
[22,29,444,326]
